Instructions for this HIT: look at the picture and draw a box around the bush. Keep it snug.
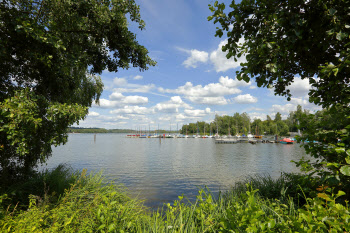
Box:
[1,170,350,232]
[0,164,78,212]
[227,173,321,207]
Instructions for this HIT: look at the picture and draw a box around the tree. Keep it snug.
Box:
[209,0,350,194]
[208,0,349,107]
[274,112,282,122]
[0,0,155,184]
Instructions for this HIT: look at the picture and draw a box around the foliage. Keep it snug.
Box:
[228,173,321,207]
[1,170,146,232]
[295,105,350,195]
[208,0,350,195]
[0,0,155,183]
[181,106,307,136]
[208,0,349,106]
[0,164,78,212]
[1,171,350,232]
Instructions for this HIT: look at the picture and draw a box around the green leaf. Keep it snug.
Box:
[108,224,116,231]
[340,165,350,176]
[268,219,276,228]
[336,31,347,41]
[345,156,350,164]
[329,8,337,15]
[335,147,345,153]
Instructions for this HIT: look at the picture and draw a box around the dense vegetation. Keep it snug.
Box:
[181,105,308,136]
[1,166,349,232]
[209,0,350,197]
[1,0,350,231]
[0,0,155,185]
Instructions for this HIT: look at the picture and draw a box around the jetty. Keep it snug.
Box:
[215,137,279,144]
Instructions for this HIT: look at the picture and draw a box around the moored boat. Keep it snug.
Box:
[279,138,294,144]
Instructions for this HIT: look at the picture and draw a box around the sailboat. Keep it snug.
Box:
[247,123,253,138]
[254,125,262,139]
[202,124,208,138]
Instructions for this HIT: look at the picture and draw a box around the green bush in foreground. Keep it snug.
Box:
[0,164,78,212]
[1,169,350,232]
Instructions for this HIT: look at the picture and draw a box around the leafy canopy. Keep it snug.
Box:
[209,0,350,194]
[208,0,349,107]
[0,0,155,183]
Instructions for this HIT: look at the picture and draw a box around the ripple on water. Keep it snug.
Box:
[44,134,309,209]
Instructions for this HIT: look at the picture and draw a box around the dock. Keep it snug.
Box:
[215,138,278,144]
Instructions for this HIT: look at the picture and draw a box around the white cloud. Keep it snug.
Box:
[270,104,295,114]
[95,94,148,108]
[154,103,179,113]
[246,107,264,112]
[210,39,246,72]
[96,99,119,108]
[219,76,250,88]
[175,113,187,121]
[113,77,128,86]
[159,116,171,121]
[270,95,321,116]
[186,96,228,105]
[106,77,156,94]
[114,84,156,93]
[233,94,258,104]
[170,96,183,104]
[184,108,211,117]
[123,96,148,105]
[182,49,209,68]
[154,96,192,113]
[99,115,130,121]
[109,92,124,100]
[288,77,312,97]
[249,112,266,120]
[159,76,244,99]
[110,106,150,115]
[88,111,100,117]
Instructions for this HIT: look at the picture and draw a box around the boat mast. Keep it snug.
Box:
[216,119,219,136]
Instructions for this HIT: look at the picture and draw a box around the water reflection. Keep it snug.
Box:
[44,134,308,209]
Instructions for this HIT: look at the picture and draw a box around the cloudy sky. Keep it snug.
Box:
[77,0,321,130]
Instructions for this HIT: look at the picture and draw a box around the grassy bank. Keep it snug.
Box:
[1,166,349,232]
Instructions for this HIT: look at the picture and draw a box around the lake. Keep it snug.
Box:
[45,133,308,209]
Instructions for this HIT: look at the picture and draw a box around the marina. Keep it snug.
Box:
[47,133,308,209]
[126,133,295,144]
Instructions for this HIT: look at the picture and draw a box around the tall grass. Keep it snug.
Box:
[227,173,320,206]
[0,164,78,211]
[1,166,349,232]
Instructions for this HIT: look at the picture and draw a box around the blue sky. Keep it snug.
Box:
[77,0,320,130]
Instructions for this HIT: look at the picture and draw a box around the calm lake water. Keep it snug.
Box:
[45,133,309,209]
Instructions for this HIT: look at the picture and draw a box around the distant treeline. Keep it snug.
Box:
[68,127,132,134]
[67,127,177,134]
[181,105,310,136]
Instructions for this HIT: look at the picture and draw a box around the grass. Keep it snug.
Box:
[0,164,78,212]
[226,173,320,206]
[1,165,349,232]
